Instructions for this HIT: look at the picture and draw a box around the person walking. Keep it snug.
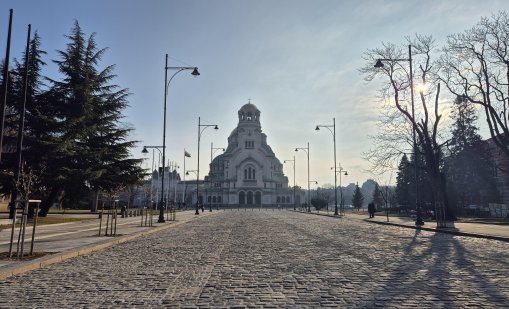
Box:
[368,202,375,218]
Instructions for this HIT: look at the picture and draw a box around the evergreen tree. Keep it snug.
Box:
[37,21,144,215]
[0,32,48,217]
[371,183,383,209]
[444,96,499,211]
[352,183,364,210]
[395,154,412,210]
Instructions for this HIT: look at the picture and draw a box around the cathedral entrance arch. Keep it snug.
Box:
[247,191,254,205]
[239,191,246,205]
[255,191,261,205]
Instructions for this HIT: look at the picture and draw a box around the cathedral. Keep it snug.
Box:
[204,102,299,206]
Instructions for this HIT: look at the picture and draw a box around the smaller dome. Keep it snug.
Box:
[239,102,260,114]
[238,100,261,124]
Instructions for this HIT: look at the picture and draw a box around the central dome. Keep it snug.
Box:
[238,101,261,125]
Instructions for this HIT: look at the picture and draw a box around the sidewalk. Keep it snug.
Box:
[363,213,509,242]
[292,210,509,242]
[0,210,213,279]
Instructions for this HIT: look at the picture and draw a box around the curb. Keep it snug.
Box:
[0,217,195,280]
[364,219,509,243]
[288,210,345,218]
[290,209,509,243]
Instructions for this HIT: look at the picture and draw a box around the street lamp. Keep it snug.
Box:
[295,143,311,212]
[331,165,348,216]
[142,146,163,209]
[308,180,318,211]
[197,117,218,215]
[210,143,225,211]
[210,142,225,162]
[186,170,198,211]
[160,54,200,223]
[284,157,296,210]
[374,45,418,212]
[315,118,339,216]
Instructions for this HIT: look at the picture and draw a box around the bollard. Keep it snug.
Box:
[105,209,110,236]
[8,206,18,258]
[30,203,40,256]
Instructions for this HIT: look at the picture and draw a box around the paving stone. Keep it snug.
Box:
[0,211,508,308]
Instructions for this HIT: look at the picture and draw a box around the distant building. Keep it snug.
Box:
[200,102,301,207]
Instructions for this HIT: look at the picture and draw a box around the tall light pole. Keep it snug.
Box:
[161,54,200,223]
[210,142,225,162]
[186,170,198,210]
[197,117,218,215]
[142,146,163,209]
[309,180,318,210]
[332,165,348,216]
[316,118,338,215]
[182,150,191,205]
[374,45,418,213]
[295,143,310,212]
[210,143,225,211]
[284,157,296,210]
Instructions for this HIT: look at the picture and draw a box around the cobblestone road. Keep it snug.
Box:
[1,210,508,308]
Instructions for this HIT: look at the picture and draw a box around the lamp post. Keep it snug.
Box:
[142,146,164,208]
[332,165,348,216]
[295,143,310,212]
[284,156,296,210]
[315,118,338,215]
[374,45,418,212]
[197,117,218,215]
[161,54,200,223]
[210,142,225,162]
[308,180,318,211]
[182,150,191,206]
[210,143,225,211]
[186,170,198,210]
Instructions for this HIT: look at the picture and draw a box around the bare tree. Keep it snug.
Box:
[440,11,509,161]
[361,35,453,224]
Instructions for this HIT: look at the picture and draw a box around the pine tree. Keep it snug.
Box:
[444,96,500,211]
[371,183,383,209]
[395,154,412,210]
[352,183,364,210]
[0,32,48,217]
[37,21,144,215]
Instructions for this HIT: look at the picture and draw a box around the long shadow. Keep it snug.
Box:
[450,238,509,303]
[363,229,509,307]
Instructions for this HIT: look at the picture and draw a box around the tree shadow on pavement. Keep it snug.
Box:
[364,230,509,307]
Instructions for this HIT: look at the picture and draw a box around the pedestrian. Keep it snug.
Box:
[368,202,375,218]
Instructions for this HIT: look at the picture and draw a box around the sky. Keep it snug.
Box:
[1,0,508,189]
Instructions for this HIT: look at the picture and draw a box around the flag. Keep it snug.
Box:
[184,150,191,158]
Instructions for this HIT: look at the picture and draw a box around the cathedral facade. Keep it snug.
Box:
[204,103,299,206]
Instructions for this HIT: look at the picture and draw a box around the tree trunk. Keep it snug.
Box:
[91,190,99,213]
[38,187,64,217]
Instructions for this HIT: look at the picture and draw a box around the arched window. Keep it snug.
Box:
[239,192,245,205]
[255,192,261,205]
[247,112,252,120]
[244,166,256,180]
[286,196,290,203]
[277,196,281,203]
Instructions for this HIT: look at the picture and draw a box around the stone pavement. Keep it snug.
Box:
[1,210,508,308]
[0,210,209,278]
[353,212,509,242]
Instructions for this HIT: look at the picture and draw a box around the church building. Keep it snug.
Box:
[204,102,299,207]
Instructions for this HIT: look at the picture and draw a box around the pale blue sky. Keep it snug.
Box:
[1,0,507,188]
